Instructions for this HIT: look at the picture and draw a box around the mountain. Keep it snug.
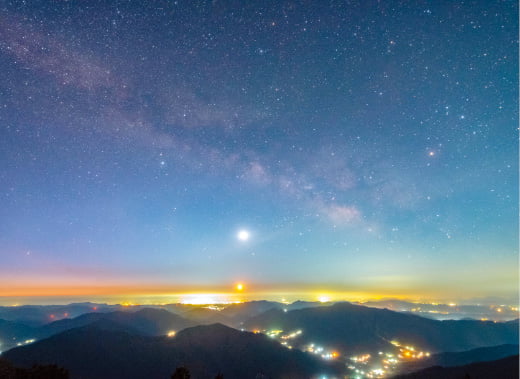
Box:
[178,307,234,326]
[219,300,283,324]
[0,319,39,352]
[175,300,323,327]
[0,308,194,352]
[244,302,519,354]
[398,344,519,374]
[359,299,519,321]
[38,308,194,338]
[3,322,341,379]
[286,301,326,311]
[0,303,117,326]
[0,301,338,328]
[392,354,519,379]
[171,323,341,378]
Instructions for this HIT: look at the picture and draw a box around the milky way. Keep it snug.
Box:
[0,1,517,302]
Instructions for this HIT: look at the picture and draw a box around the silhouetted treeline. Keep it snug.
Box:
[171,366,225,379]
[0,359,68,379]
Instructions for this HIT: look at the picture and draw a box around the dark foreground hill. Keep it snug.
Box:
[3,322,340,379]
[0,358,69,379]
[244,302,519,354]
[392,354,519,379]
[397,343,519,374]
[0,308,195,352]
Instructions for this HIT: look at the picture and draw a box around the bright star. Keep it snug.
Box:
[237,230,250,241]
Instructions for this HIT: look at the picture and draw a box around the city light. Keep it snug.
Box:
[346,341,431,378]
[318,296,331,303]
[180,294,235,305]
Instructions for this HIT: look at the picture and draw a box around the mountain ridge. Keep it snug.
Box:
[3,322,341,379]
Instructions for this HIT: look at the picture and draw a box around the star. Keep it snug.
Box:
[237,230,250,242]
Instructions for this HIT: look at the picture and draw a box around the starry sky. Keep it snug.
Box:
[0,0,518,304]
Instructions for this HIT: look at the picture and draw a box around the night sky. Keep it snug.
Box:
[0,1,517,304]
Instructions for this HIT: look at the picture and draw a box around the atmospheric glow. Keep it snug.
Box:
[236,283,244,291]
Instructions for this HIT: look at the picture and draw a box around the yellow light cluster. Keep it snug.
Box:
[367,368,386,378]
[351,354,371,363]
[280,330,302,340]
[398,345,430,360]
[266,329,283,337]
[16,338,36,347]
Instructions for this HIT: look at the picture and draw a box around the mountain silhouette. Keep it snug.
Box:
[178,307,234,326]
[1,308,195,352]
[244,302,518,354]
[397,343,519,374]
[391,354,519,379]
[3,322,340,379]
[0,303,116,326]
[39,308,194,337]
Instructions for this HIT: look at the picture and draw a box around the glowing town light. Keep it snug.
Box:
[318,296,331,303]
[180,294,229,305]
[167,331,176,337]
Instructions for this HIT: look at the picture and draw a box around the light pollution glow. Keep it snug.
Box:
[2,256,517,305]
[1,275,518,306]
